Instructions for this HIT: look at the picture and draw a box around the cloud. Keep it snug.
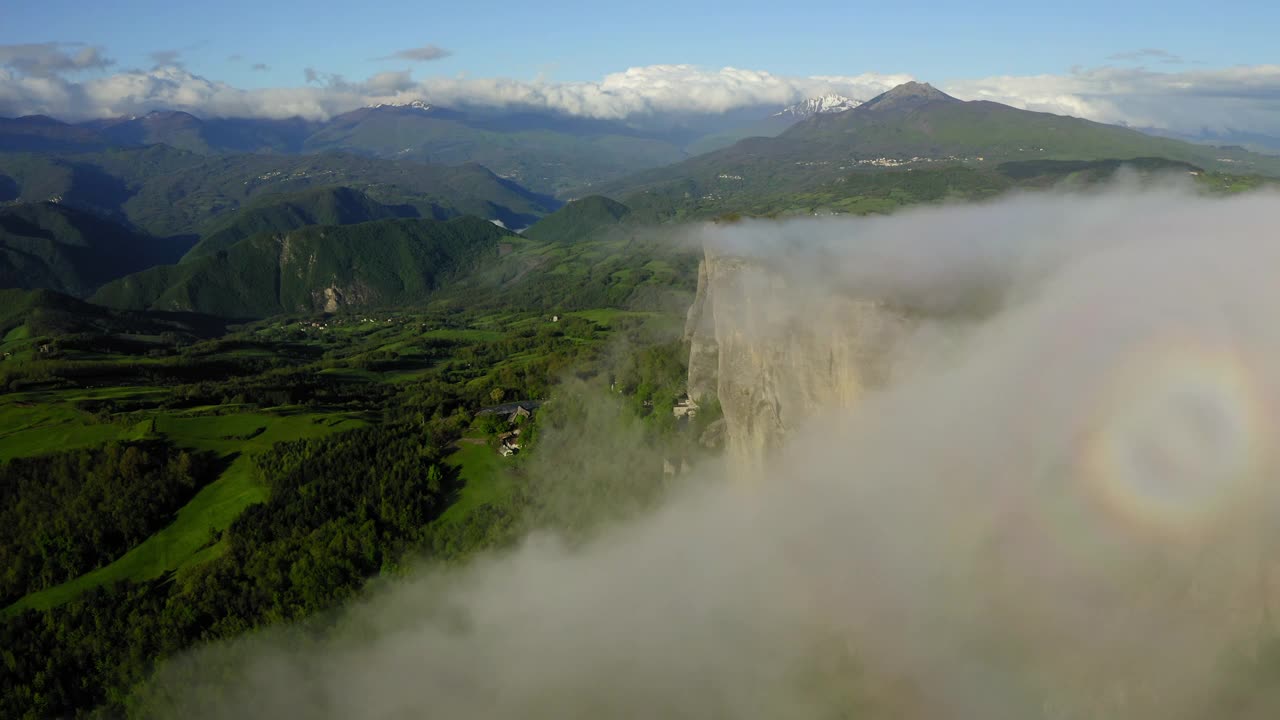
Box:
[1107,48,1184,64]
[141,185,1280,719]
[7,55,1280,140]
[945,64,1280,136]
[149,49,183,68]
[378,44,452,62]
[0,63,911,122]
[250,63,270,72]
[0,42,113,77]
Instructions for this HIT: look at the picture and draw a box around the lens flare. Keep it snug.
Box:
[1082,343,1267,538]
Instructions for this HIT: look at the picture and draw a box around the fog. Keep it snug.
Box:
[145,185,1280,719]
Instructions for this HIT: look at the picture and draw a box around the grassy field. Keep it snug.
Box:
[5,410,364,614]
[0,397,149,459]
[438,433,518,524]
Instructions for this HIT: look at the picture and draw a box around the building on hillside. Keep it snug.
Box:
[673,394,699,419]
[498,428,523,457]
[476,400,542,422]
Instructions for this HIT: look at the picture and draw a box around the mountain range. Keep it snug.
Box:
[3,81,1280,315]
[0,101,822,195]
[7,85,1277,200]
[600,82,1280,216]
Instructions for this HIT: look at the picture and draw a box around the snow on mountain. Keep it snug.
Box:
[368,100,434,111]
[773,93,862,118]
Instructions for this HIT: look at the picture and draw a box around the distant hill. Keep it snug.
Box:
[0,116,112,153]
[182,186,420,261]
[523,195,632,242]
[0,202,187,296]
[600,82,1280,216]
[93,216,517,318]
[302,103,688,195]
[83,112,318,155]
[0,287,224,339]
[0,146,559,238]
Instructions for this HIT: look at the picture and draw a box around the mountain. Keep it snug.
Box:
[1139,126,1280,156]
[782,82,1280,166]
[302,103,688,195]
[0,116,112,153]
[0,145,559,238]
[774,94,862,118]
[523,195,632,242]
[683,94,862,156]
[92,216,517,317]
[181,186,420,261]
[599,81,1280,216]
[79,112,318,155]
[0,202,188,296]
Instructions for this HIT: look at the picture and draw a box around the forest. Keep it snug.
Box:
[0,290,707,718]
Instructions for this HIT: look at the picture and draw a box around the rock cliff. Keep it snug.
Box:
[685,244,912,470]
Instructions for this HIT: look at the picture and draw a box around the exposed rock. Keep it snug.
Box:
[698,417,726,449]
[685,243,913,470]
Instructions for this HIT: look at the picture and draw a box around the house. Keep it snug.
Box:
[498,428,522,457]
[476,400,542,419]
[673,394,699,419]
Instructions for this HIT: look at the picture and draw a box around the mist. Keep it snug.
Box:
[141,185,1280,719]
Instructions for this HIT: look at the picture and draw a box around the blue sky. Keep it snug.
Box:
[5,0,1277,88]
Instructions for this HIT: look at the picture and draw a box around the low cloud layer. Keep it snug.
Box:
[2,49,1279,140]
[0,61,908,121]
[144,186,1280,718]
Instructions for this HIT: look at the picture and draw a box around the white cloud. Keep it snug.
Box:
[945,65,1280,136]
[0,42,114,78]
[1106,48,1184,64]
[6,57,1280,139]
[0,63,911,122]
[149,49,183,69]
[378,44,452,62]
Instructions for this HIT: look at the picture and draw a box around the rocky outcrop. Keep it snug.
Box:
[685,244,912,470]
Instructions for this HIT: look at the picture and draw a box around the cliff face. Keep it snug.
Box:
[685,245,912,470]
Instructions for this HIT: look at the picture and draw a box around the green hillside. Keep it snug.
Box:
[181,186,419,261]
[0,202,189,296]
[93,216,518,317]
[522,195,632,242]
[0,146,560,239]
[599,82,1280,218]
[785,82,1280,172]
[0,288,225,344]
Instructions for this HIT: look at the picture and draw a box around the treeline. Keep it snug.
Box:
[0,420,462,719]
[0,354,283,393]
[159,367,395,412]
[0,440,220,605]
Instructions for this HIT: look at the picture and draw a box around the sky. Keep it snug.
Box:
[4,0,1280,136]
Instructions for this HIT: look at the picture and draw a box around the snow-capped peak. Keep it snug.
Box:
[368,100,433,111]
[774,94,861,118]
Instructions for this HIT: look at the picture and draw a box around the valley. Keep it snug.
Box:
[4,69,1280,718]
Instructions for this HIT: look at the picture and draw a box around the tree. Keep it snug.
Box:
[490,387,505,404]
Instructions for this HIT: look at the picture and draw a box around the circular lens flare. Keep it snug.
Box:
[1083,343,1264,537]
